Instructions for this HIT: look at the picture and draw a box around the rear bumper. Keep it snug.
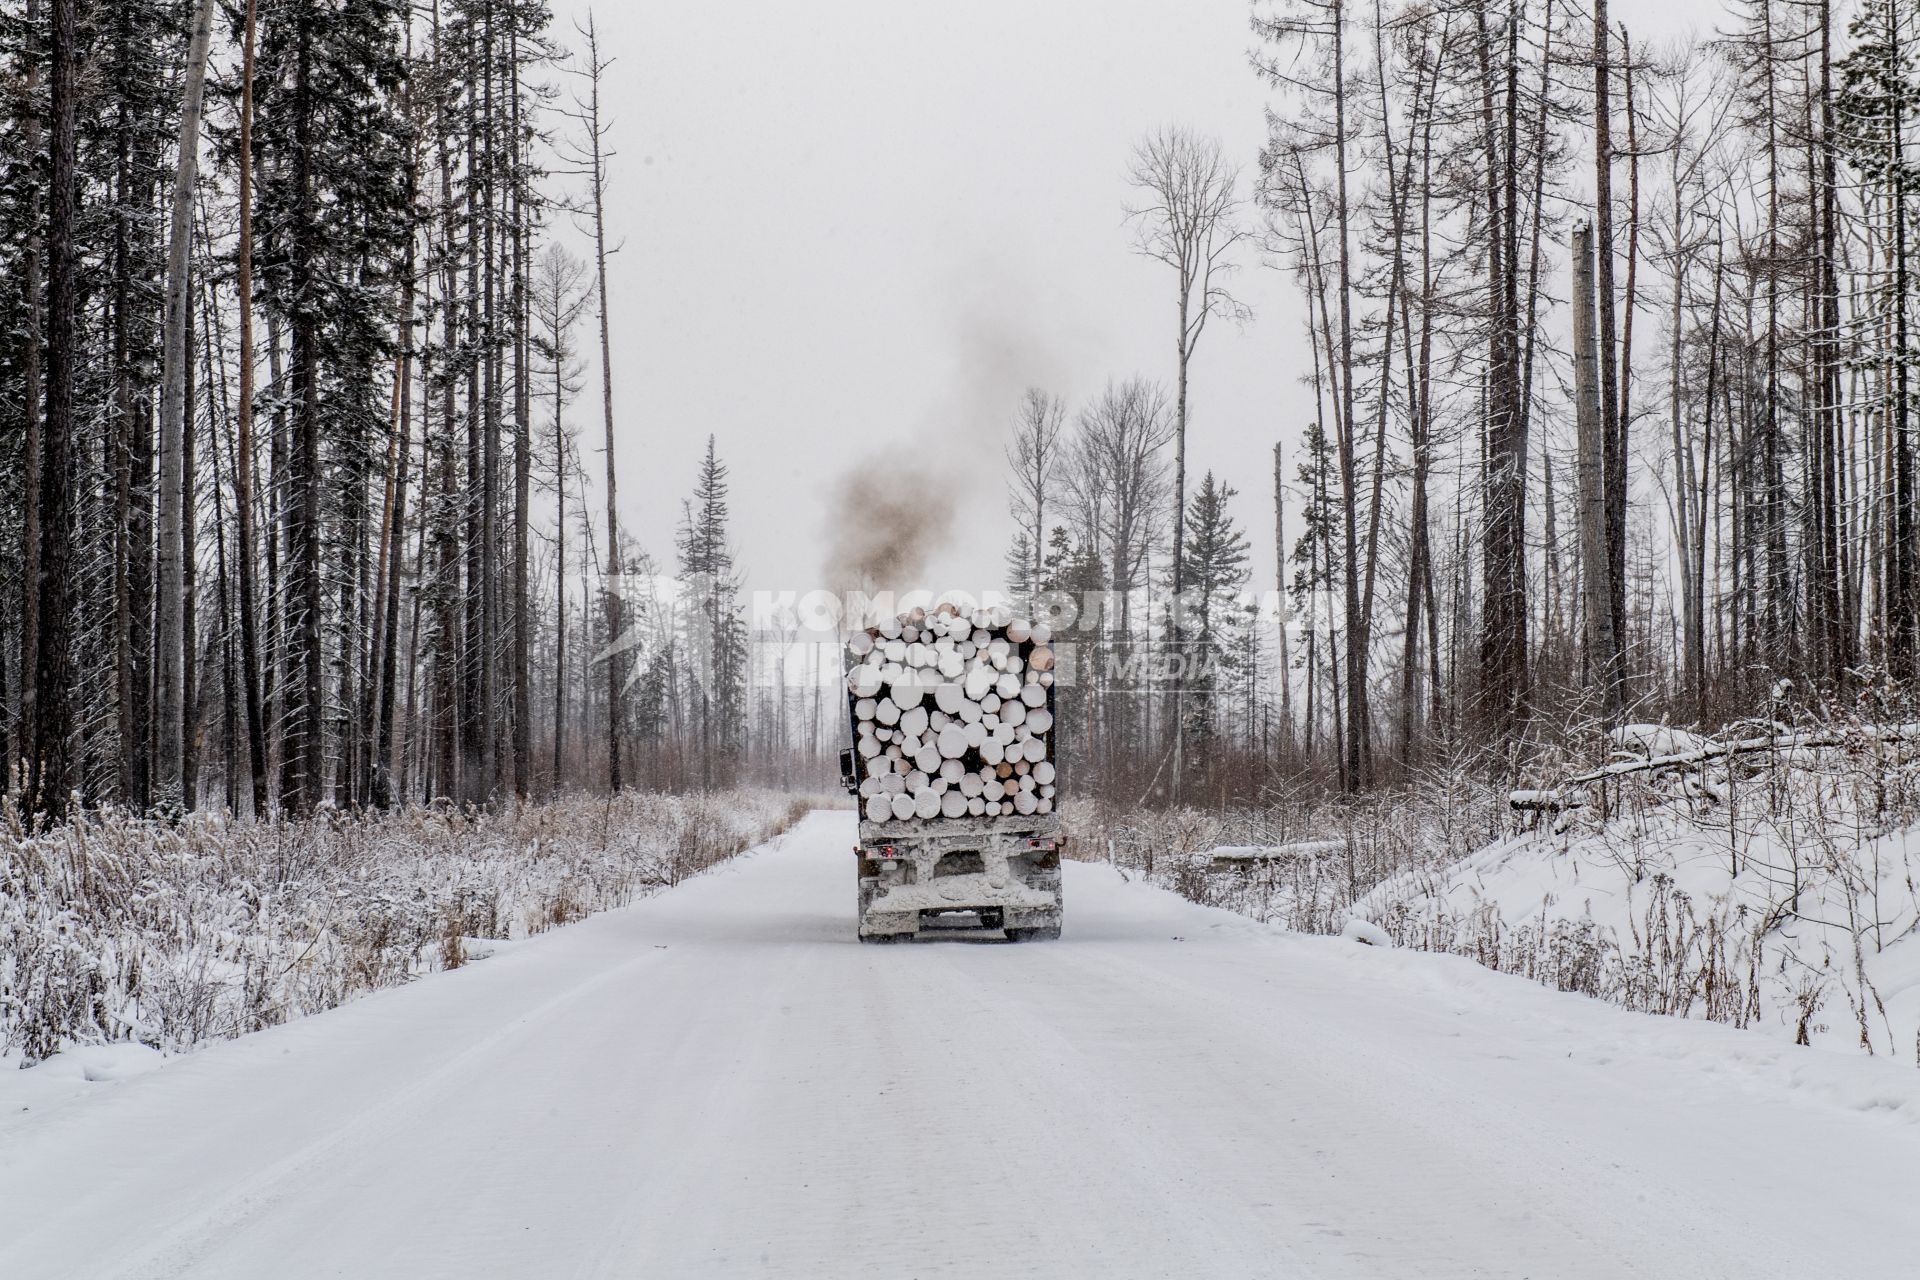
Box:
[859,859,1063,938]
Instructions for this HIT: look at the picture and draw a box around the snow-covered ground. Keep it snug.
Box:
[4,810,1919,1278]
[1346,730,1920,1059]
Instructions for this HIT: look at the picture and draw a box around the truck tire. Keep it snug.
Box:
[1004,926,1061,943]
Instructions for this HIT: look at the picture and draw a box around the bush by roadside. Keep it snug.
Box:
[2,791,818,1065]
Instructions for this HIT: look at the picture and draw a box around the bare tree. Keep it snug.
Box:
[1005,387,1065,600]
[1124,125,1247,793]
[532,242,591,789]
[570,12,626,793]
[1063,378,1175,781]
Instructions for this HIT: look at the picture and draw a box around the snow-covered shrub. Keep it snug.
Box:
[1075,720,1920,1062]
[1,791,814,1064]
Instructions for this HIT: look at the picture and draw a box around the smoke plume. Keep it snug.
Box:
[820,451,958,596]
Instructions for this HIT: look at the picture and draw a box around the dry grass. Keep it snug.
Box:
[1,791,821,1064]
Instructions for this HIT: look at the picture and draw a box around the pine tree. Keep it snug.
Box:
[1176,472,1250,773]
[676,436,746,790]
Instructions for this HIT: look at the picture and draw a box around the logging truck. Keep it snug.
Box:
[840,605,1065,942]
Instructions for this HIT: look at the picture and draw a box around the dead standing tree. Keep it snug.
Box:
[564,12,628,793]
[1124,126,1247,799]
[531,243,592,789]
[1005,387,1066,604]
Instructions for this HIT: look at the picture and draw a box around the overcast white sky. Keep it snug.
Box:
[550,0,1709,606]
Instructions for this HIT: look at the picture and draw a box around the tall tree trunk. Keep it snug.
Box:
[1593,0,1628,680]
[1574,222,1617,710]
[15,0,44,802]
[29,0,79,822]
[511,17,532,799]
[583,17,625,794]
[232,0,269,815]
[1330,0,1369,790]
[155,0,218,812]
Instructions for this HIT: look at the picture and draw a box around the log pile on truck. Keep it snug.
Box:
[841,603,1064,943]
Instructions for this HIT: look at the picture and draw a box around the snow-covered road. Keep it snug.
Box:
[5,810,1918,1279]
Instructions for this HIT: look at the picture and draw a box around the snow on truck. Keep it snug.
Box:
[839,604,1064,943]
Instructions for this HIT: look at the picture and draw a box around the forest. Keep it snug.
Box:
[0,0,799,822]
[1014,0,1920,805]
[3,0,1920,829]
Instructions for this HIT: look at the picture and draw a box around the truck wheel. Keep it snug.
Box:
[1005,926,1061,943]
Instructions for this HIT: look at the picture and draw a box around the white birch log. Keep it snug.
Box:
[965,666,995,700]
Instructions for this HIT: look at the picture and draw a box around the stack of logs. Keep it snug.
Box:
[847,603,1057,824]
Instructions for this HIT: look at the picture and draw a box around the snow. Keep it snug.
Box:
[1356,746,1920,1058]
[4,810,1920,1277]
[1339,917,1392,946]
[1205,839,1347,863]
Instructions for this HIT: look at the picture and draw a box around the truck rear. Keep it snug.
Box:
[840,604,1064,942]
